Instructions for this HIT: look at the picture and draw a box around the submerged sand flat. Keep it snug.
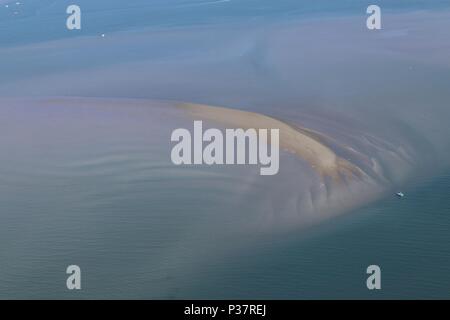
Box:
[2,97,415,230]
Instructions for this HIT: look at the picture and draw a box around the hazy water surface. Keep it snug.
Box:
[1,1,450,299]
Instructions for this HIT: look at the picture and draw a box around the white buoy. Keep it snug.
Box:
[101,34,105,38]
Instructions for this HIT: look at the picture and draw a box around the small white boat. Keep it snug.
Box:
[396,192,405,198]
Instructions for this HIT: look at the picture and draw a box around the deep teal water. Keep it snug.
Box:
[181,172,450,299]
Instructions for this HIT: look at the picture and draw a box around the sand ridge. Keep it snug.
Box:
[179,102,367,183]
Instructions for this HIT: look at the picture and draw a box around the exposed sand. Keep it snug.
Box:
[180,102,367,183]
